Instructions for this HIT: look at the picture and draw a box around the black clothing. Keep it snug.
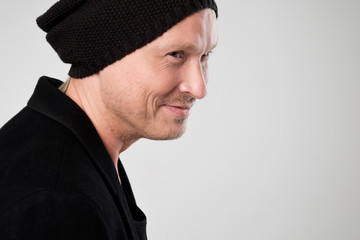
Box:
[0,76,147,240]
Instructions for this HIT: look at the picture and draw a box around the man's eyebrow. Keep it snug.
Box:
[161,42,199,51]
[162,39,218,52]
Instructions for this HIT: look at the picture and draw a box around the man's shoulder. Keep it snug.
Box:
[0,105,69,146]
[0,105,113,209]
[0,106,76,208]
[0,106,129,240]
[0,106,71,164]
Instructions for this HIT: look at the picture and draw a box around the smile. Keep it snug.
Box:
[162,104,192,118]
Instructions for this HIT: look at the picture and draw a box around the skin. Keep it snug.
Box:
[64,9,218,173]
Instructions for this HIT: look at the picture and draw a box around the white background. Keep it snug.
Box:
[1,1,360,239]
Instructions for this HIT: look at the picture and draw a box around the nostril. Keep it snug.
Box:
[186,97,195,104]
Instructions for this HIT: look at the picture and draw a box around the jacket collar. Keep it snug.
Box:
[27,76,122,200]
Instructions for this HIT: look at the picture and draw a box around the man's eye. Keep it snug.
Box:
[168,51,182,58]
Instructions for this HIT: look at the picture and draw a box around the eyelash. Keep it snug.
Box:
[168,51,213,60]
[202,51,213,59]
[168,51,183,59]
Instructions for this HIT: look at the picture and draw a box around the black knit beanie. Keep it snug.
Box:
[37,0,218,78]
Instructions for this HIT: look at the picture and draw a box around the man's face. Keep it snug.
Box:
[97,9,217,141]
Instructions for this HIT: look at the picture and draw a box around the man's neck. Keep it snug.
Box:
[61,77,137,169]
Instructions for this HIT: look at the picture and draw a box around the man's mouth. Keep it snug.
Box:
[161,103,193,118]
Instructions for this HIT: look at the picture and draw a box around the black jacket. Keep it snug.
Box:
[0,76,147,240]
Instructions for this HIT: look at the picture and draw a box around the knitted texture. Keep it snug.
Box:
[37,0,218,78]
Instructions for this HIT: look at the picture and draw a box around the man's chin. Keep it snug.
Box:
[146,124,187,141]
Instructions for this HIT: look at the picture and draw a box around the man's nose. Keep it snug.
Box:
[178,61,208,99]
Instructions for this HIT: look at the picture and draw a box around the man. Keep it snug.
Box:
[0,0,218,239]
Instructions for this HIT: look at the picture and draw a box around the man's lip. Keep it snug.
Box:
[161,101,194,109]
[166,104,192,109]
[161,104,193,117]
